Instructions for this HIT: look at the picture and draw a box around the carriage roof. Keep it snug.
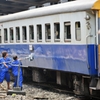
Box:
[0,0,100,23]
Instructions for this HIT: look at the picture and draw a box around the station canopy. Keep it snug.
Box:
[0,0,59,15]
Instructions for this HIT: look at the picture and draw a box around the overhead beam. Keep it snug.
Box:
[0,0,60,14]
[7,0,44,3]
[0,3,27,9]
[0,5,28,14]
[41,0,59,3]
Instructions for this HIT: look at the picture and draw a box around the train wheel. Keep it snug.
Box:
[73,75,89,96]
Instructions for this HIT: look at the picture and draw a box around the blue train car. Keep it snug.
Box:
[0,0,100,96]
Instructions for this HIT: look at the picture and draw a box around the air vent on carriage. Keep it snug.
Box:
[60,0,68,3]
[42,2,51,7]
[29,6,36,10]
[60,0,75,3]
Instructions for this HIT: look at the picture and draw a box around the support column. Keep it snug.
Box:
[56,71,61,85]
[32,68,46,82]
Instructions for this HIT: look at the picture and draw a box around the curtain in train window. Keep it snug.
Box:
[29,25,34,41]
[45,24,51,41]
[37,25,42,41]
[16,27,20,41]
[75,22,81,41]
[22,26,27,41]
[4,29,8,42]
[10,27,14,42]
[54,23,60,40]
[64,22,71,41]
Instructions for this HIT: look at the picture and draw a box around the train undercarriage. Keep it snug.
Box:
[21,67,100,98]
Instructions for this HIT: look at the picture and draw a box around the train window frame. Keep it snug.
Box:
[0,29,1,43]
[75,22,81,41]
[37,24,42,42]
[22,26,27,42]
[4,28,8,43]
[10,27,14,43]
[45,23,51,42]
[16,27,20,43]
[29,25,34,42]
[54,23,60,42]
[64,22,71,42]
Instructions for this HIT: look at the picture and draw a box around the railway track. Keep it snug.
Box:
[0,80,100,100]
[24,81,100,100]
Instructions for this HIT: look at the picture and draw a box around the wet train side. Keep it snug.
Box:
[0,0,100,96]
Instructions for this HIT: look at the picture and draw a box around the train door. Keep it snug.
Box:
[89,10,100,91]
[86,12,97,75]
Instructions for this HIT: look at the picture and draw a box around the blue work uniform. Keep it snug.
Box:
[0,57,11,83]
[0,58,2,82]
[0,58,2,71]
[11,60,23,88]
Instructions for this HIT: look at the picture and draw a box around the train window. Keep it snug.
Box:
[45,24,51,41]
[22,26,27,41]
[10,27,14,42]
[37,25,42,41]
[64,22,71,41]
[0,29,1,43]
[0,29,2,43]
[29,25,34,41]
[75,22,81,41]
[4,29,8,42]
[16,27,20,42]
[54,23,60,41]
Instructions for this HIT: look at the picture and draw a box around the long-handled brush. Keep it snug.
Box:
[7,63,26,95]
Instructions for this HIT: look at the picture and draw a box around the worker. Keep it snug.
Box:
[11,55,23,90]
[0,51,12,90]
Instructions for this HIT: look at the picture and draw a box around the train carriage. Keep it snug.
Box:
[0,0,100,96]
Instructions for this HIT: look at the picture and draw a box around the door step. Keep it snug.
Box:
[90,78,100,90]
[89,87,96,90]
